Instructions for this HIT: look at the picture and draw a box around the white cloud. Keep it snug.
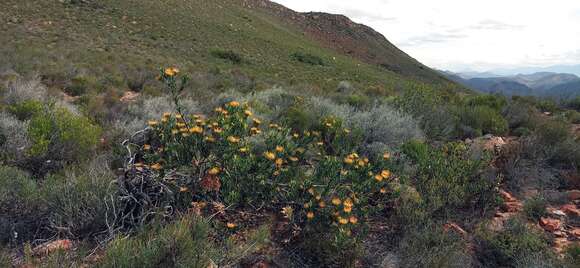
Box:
[272,0,580,72]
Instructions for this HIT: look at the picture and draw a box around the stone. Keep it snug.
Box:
[570,228,580,239]
[120,91,140,103]
[561,204,580,217]
[501,201,523,213]
[499,190,517,202]
[539,217,562,232]
[33,239,72,256]
[443,222,467,237]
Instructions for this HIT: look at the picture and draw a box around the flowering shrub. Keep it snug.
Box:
[115,69,400,261]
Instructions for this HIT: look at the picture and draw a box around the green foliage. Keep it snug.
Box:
[476,218,554,267]
[27,106,102,162]
[523,196,547,221]
[64,76,92,96]
[8,100,43,120]
[568,96,580,111]
[99,216,213,268]
[457,105,508,137]
[399,226,473,267]
[564,243,580,267]
[291,51,325,66]
[211,49,243,64]
[467,94,507,111]
[401,141,498,216]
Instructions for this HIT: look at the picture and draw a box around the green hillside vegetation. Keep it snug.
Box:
[1,1,579,267]
[0,0,457,96]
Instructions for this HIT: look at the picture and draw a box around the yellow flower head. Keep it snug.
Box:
[208,167,221,175]
[275,145,284,152]
[151,163,162,170]
[343,206,352,213]
[244,110,253,117]
[252,118,262,125]
[204,136,216,143]
[143,144,151,150]
[228,101,240,107]
[163,112,171,118]
[349,216,358,224]
[338,217,349,225]
[227,136,240,144]
[164,67,179,77]
[213,127,223,134]
[226,222,237,229]
[275,158,284,166]
[380,188,387,194]
[239,147,249,153]
[308,188,315,195]
[319,201,326,208]
[179,187,189,192]
[343,198,354,208]
[264,151,276,161]
[281,206,293,218]
[332,197,341,206]
[306,211,315,219]
[148,120,158,127]
[344,128,351,134]
[269,123,279,129]
[190,126,203,134]
[374,174,384,182]
[289,156,299,162]
[344,157,354,165]
[381,170,391,179]
[175,113,183,120]
[383,152,391,160]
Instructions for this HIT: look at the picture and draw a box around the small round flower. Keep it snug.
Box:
[143,144,151,150]
[275,158,284,166]
[164,67,179,76]
[381,170,391,178]
[304,203,311,209]
[226,222,237,229]
[179,187,189,192]
[332,197,341,206]
[171,129,179,135]
[275,145,284,152]
[151,163,163,170]
[343,206,352,213]
[383,152,391,160]
[292,133,300,138]
[343,198,354,208]
[380,188,387,194]
[148,120,159,127]
[318,201,326,208]
[264,151,276,161]
[252,118,262,125]
[228,101,240,107]
[239,147,249,153]
[163,112,171,118]
[349,216,358,224]
[227,136,240,144]
[308,188,315,195]
[306,211,314,219]
[289,156,299,162]
[204,136,216,143]
[189,126,203,134]
[344,157,354,165]
[338,217,349,225]
[208,167,221,175]
[244,110,253,117]
[374,174,384,182]
[175,113,183,120]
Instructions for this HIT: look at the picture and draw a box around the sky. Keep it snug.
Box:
[273,0,580,73]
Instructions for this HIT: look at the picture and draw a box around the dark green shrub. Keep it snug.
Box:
[211,49,243,64]
[41,161,113,238]
[476,218,553,267]
[567,96,580,111]
[564,243,580,267]
[401,141,498,216]
[0,165,45,244]
[399,226,473,267]
[64,76,91,96]
[291,52,325,66]
[457,105,508,137]
[504,100,537,130]
[523,196,546,221]
[512,127,531,137]
[533,119,570,146]
[98,216,213,268]
[467,94,507,111]
[8,100,43,120]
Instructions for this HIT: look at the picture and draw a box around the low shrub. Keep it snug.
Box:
[27,105,102,163]
[456,105,508,137]
[291,51,325,66]
[398,226,473,268]
[7,100,43,120]
[476,218,554,267]
[0,112,30,161]
[99,216,214,268]
[64,76,92,96]
[467,94,507,111]
[211,49,243,64]
[2,75,47,105]
[523,196,547,221]
[401,141,498,217]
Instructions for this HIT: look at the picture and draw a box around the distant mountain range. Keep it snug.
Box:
[441,71,580,99]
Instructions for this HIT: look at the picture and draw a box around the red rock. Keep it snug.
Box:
[33,239,72,256]
[568,190,580,201]
[539,217,562,232]
[120,91,140,103]
[570,228,580,238]
[561,204,580,217]
[501,201,523,212]
[443,222,468,237]
[500,190,517,202]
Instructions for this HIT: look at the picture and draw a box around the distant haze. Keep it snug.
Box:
[273,0,580,75]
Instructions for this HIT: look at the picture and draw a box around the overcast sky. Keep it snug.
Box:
[273,0,580,72]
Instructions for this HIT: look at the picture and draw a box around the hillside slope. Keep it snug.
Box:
[0,0,457,94]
